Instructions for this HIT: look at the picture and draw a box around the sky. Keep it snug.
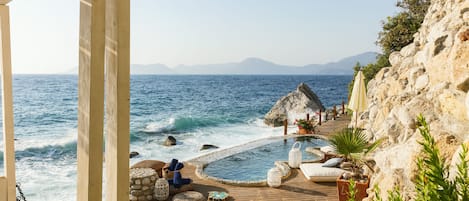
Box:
[9,0,399,74]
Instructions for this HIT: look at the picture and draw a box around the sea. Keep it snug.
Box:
[0,74,351,200]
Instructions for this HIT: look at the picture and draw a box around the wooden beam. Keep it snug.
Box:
[77,0,106,200]
[104,0,130,200]
[0,176,6,201]
[0,5,15,201]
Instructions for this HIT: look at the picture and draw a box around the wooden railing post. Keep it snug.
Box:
[318,109,322,125]
[342,101,345,114]
[283,119,288,136]
[333,105,337,120]
[283,119,288,143]
[306,113,310,121]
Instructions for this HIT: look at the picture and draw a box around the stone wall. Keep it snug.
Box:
[129,168,158,201]
[362,0,469,199]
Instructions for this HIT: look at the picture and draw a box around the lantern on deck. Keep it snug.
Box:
[154,178,169,201]
[288,142,302,168]
[267,167,282,187]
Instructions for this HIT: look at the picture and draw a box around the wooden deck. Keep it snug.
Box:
[179,114,351,201]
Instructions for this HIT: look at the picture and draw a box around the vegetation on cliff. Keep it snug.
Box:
[371,115,469,201]
[349,0,431,94]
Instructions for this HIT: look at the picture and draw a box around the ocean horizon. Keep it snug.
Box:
[0,74,351,200]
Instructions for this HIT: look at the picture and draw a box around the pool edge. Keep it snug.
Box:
[186,134,327,187]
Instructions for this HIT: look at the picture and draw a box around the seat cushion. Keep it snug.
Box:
[300,163,348,182]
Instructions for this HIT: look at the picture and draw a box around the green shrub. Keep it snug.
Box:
[375,115,469,201]
[349,0,430,96]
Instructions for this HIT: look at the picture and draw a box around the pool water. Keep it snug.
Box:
[203,136,329,181]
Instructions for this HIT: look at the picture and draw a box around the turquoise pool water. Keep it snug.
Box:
[203,136,329,181]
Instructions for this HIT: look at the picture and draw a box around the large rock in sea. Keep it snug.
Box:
[264,83,325,126]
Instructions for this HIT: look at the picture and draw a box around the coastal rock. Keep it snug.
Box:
[200,144,219,151]
[362,0,469,199]
[264,83,325,126]
[130,151,140,158]
[164,136,177,146]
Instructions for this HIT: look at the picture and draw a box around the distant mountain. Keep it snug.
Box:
[131,64,174,74]
[64,63,175,75]
[303,51,378,75]
[172,52,377,75]
[173,57,298,74]
[64,52,378,75]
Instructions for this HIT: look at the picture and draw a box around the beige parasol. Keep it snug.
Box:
[348,71,368,128]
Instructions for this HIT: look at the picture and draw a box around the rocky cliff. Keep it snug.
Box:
[361,0,469,199]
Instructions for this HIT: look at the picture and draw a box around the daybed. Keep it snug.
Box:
[299,163,349,182]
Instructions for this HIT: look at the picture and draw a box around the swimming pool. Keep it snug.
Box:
[202,136,329,182]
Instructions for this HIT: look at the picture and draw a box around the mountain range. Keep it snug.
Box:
[67,52,378,75]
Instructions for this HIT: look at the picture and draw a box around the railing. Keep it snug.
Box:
[0,176,6,201]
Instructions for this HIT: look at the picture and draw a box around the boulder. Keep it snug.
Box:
[131,160,167,178]
[129,151,140,158]
[264,83,325,126]
[164,136,177,146]
[199,144,219,151]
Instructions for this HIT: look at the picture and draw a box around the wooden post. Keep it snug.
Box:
[104,0,130,200]
[76,0,106,200]
[283,119,287,143]
[306,113,309,121]
[0,3,16,201]
[283,119,288,136]
[342,101,345,114]
[332,105,337,120]
[318,109,322,125]
[0,176,6,201]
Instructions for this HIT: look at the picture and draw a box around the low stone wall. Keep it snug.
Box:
[129,168,158,201]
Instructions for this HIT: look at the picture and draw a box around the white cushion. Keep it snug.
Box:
[320,145,336,154]
[300,163,348,182]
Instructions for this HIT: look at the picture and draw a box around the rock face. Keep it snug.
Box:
[264,83,325,126]
[164,136,177,146]
[200,144,219,151]
[362,0,469,199]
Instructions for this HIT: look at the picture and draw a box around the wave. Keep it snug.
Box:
[16,141,77,160]
[142,116,232,134]
[0,141,76,166]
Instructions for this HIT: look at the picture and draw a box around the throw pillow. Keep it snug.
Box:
[322,158,343,167]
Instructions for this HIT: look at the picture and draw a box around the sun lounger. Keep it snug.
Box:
[299,163,349,182]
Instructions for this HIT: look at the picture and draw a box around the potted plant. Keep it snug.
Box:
[329,128,382,201]
[294,118,317,134]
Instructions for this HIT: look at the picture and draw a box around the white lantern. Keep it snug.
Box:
[267,167,282,187]
[288,142,302,168]
[154,178,169,201]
